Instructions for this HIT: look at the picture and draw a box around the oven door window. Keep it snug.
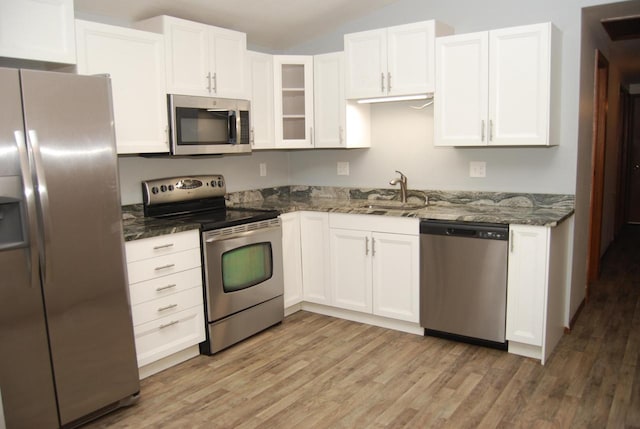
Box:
[221,242,273,292]
[176,107,236,145]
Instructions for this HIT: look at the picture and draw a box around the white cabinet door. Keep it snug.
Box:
[489,23,550,146]
[434,32,488,147]
[506,224,549,346]
[330,228,372,313]
[247,51,275,149]
[300,212,331,305]
[0,0,75,64]
[163,18,210,96]
[344,28,387,99]
[208,27,247,98]
[372,232,420,322]
[137,16,246,98]
[280,213,303,308]
[387,21,437,96]
[313,52,346,148]
[273,55,314,148]
[75,20,169,154]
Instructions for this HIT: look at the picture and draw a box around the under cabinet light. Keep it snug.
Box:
[356,94,431,104]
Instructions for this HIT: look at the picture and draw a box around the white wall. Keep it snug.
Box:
[118,151,289,204]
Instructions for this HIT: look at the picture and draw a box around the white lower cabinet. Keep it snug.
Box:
[300,211,332,305]
[506,217,574,364]
[329,214,420,323]
[124,229,205,377]
[280,213,303,309]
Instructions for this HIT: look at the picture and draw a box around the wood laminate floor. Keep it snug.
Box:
[86,226,640,428]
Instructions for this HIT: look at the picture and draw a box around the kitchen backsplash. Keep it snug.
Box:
[226,185,574,209]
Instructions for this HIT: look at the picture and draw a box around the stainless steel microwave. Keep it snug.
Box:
[168,94,251,155]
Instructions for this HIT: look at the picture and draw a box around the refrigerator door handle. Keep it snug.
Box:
[27,129,52,284]
[14,130,40,288]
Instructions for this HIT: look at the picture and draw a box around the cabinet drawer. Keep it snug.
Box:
[125,229,200,263]
[127,248,201,284]
[129,267,202,306]
[131,286,203,326]
[134,305,205,367]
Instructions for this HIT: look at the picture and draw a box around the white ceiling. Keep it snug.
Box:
[73,0,401,50]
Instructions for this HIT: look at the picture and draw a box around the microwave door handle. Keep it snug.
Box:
[229,111,238,144]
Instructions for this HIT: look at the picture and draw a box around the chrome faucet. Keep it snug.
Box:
[389,170,408,203]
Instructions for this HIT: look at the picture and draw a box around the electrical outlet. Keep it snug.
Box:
[469,161,486,178]
[259,163,267,177]
[337,161,350,176]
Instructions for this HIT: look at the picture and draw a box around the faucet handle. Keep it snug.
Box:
[395,170,406,181]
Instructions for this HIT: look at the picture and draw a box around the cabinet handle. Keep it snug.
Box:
[156,284,177,292]
[164,126,168,144]
[158,303,178,312]
[153,243,174,250]
[381,72,385,93]
[510,230,514,253]
[339,126,344,146]
[310,127,314,146]
[159,320,179,329]
[213,72,217,94]
[387,72,392,93]
[250,127,255,145]
[372,237,376,256]
[481,120,485,142]
[206,72,212,93]
[365,236,369,255]
[154,263,175,271]
[489,119,494,141]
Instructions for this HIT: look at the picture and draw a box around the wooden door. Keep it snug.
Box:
[587,51,609,284]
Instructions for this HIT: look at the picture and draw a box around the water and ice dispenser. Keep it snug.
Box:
[0,176,26,251]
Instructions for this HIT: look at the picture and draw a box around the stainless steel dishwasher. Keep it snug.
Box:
[420,220,509,349]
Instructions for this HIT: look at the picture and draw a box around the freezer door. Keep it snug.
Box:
[20,70,140,425]
[0,67,59,428]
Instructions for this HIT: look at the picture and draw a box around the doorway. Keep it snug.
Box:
[625,94,640,223]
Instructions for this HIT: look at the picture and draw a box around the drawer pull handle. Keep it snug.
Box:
[154,264,175,271]
[156,284,177,292]
[158,303,178,312]
[153,243,174,250]
[159,320,179,329]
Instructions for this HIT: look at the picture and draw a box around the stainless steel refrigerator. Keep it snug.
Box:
[0,67,139,428]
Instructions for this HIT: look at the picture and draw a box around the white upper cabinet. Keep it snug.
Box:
[435,22,558,147]
[273,55,314,149]
[136,16,247,99]
[0,0,76,64]
[313,52,371,149]
[75,20,169,154]
[247,51,275,149]
[344,20,453,99]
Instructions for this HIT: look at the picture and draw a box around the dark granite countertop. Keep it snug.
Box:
[122,186,575,242]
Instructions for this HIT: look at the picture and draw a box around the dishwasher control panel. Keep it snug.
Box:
[420,220,508,241]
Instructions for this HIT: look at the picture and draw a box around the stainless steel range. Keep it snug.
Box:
[142,175,284,355]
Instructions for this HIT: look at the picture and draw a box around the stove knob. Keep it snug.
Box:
[160,185,167,192]
[151,186,159,195]
[210,180,216,187]
[218,180,224,187]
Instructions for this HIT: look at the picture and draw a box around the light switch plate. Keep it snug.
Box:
[259,163,267,177]
[337,161,350,176]
[469,161,486,178]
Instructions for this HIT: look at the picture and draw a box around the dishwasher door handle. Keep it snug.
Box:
[445,227,477,237]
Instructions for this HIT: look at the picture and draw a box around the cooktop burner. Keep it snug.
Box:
[141,174,279,230]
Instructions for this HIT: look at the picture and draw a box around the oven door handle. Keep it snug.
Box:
[204,224,281,243]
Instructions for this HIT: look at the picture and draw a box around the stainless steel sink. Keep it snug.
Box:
[358,201,427,210]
